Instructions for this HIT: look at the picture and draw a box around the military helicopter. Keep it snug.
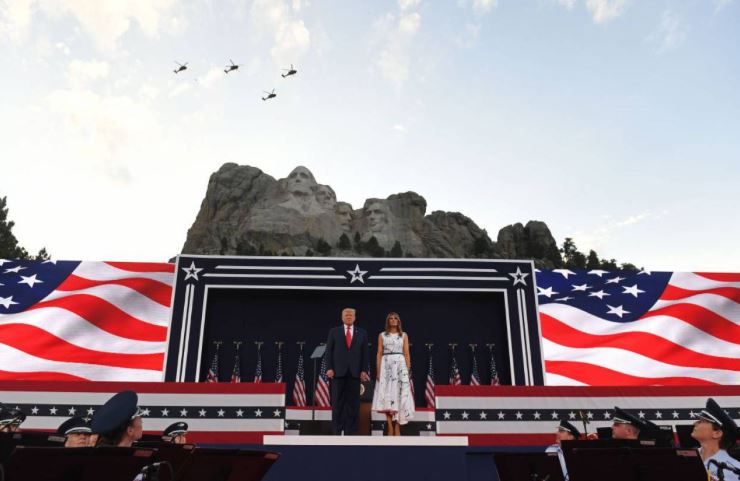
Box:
[261,89,276,101]
[224,59,239,74]
[173,61,188,74]
[281,64,297,78]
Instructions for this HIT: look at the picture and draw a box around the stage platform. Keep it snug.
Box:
[263,434,469,446]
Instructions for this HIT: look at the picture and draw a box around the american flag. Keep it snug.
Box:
[315,353,331,407]
[488,345,500,386]
[537,269,740,386]
[206,345,219,383]
[425,348,436,408]
[274,344,283,383]
[292,346,307,407]
[0,259,172,381]
[253,345,263,383]
[469,346,481,386]
[449,349,461,386]
[230,345,241,383]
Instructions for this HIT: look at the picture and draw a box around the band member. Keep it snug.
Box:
[162,422,188,444]
[0,407,25,432]
[692,398,740,481]
[58,416,93,447]
[611,407,645,440]
[546,420,580,480]
[90,390,144,447]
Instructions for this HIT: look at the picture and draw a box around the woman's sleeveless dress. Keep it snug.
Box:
[371,332,415,425]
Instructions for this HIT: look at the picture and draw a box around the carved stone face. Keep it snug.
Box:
[365,202,387,232]
[315,185,336,210]
[285,166,316,196]
[335,202,353,230]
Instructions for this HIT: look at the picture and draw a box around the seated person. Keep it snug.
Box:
[58,416,93,447]
[162,422,188,444]
[691,398,740,481]
[546,420,580,480]
[0,407,25,433]
[90,391,144,447]
[611,407,645,440]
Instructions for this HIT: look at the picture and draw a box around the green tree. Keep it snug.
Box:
[620,262,639,272]
[600,258,618,270]
[353,232,363,253]
[560,237,586,269]
[364,236,385,257]
[473,237,489,257]
[338,233,351,250]
[0,196,50,260]
[389,241,403,258]
[586,250,601,270]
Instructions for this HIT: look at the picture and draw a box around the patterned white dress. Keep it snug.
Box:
[371,332,415,425]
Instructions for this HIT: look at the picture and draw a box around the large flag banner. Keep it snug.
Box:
[536,269,740,386]
[0,260,173,381]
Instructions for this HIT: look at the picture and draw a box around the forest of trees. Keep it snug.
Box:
[0,196,50,261]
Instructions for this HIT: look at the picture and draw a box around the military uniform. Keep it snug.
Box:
[545,419,581,481]
[697,398,740,481]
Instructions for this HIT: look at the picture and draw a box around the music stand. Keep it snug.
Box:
[5,446,156,481]
[633,448,706,481]
[566,447,637,481]
[493,452,565,481]
[0,432,64,464]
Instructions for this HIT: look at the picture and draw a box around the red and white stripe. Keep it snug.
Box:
[293,377,306,407]
[425,374,435,408]
[0,262,173,382]
[541,272,740,386]
[315,377,330,407]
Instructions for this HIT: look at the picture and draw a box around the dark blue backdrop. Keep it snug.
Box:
[201,288,511,405]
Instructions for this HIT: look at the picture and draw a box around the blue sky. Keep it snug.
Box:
[1,0,738,271]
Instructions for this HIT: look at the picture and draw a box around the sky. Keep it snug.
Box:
[1,0,738,272]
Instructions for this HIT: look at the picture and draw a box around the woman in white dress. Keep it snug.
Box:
[372,312,415,435]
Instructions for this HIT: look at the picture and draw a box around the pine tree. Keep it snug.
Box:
[390,241,403,257]
[586,250,601,270]
[0,196,50,260]
[316,238,332,256]
[338,233,351,250]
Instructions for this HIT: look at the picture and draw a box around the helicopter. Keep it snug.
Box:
[261,89,276,101]
[224,59,239,74]
[173,61,188,74]
[281,64,297,78]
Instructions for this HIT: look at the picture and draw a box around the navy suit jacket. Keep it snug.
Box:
[325,325,369,378]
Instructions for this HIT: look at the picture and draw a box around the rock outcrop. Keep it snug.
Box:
[181,164,563,266]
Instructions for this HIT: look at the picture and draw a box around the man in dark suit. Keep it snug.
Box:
[325,307,370,435]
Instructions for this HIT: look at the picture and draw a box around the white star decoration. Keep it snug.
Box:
[606,276,625,284]
[18,274,43,287]
[180,409,188,417]
[87,408,94,416]
[0,296,18,309]
[181,261,203,281]
[161,409,170,416]
[497,412,505,419]
[443,411,451,419]
[588,290,610,299]
[49,407,57,415]
[606,304,630,318]
[4,266,26,274]
[236,409,244,417]
[509,267,529,286]
[588,270,610,277]
[273,409,281,417]
[553,269,576,279]
[622,284,645,298]
[255,409,263,417]
[141,408,150,416]
[479,412,487,419]
[198,409,207,417]
[461,411,469,419]
[346,264,368,284]
[537,286,559,298]
[68,407,76,415]
[571,283,591,292]
[31,407,39,415]
[515,411,523,420]
[217,409,225,417]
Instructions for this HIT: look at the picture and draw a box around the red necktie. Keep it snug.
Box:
[345,326,352,348]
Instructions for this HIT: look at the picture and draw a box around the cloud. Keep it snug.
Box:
[552,0,577,9]
[197,67,226,88]
[251,0,311,67]
[571,211,655,253]
[650,10,687,53]
[66,59,109,87]
[715,0,734,11]
[168,82,191,99]
[0,0,181,51]
[373,2,423,87]
[585,0,627,24]
[472,0,497,14]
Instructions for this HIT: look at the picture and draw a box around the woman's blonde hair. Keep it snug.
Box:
[384,312,403,336]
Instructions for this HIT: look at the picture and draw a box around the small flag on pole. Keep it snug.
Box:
[315,352,331,407]
[254,341,263,383]
[206,341,221,383]
[230,341,242,383]
[469,344,481,386]
[449,344,461,386]
[487,343,501,386]
[293,342,307,407]
[275,342,284,383]
[424,344,435,408]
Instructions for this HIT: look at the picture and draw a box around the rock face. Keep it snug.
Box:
[182,164,563,266]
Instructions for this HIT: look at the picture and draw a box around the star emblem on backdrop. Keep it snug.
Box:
[509,266,529,286]
[346,264,368,284]
[181,261,203,282]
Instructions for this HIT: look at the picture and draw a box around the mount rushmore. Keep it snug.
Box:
[181,163,563,267]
